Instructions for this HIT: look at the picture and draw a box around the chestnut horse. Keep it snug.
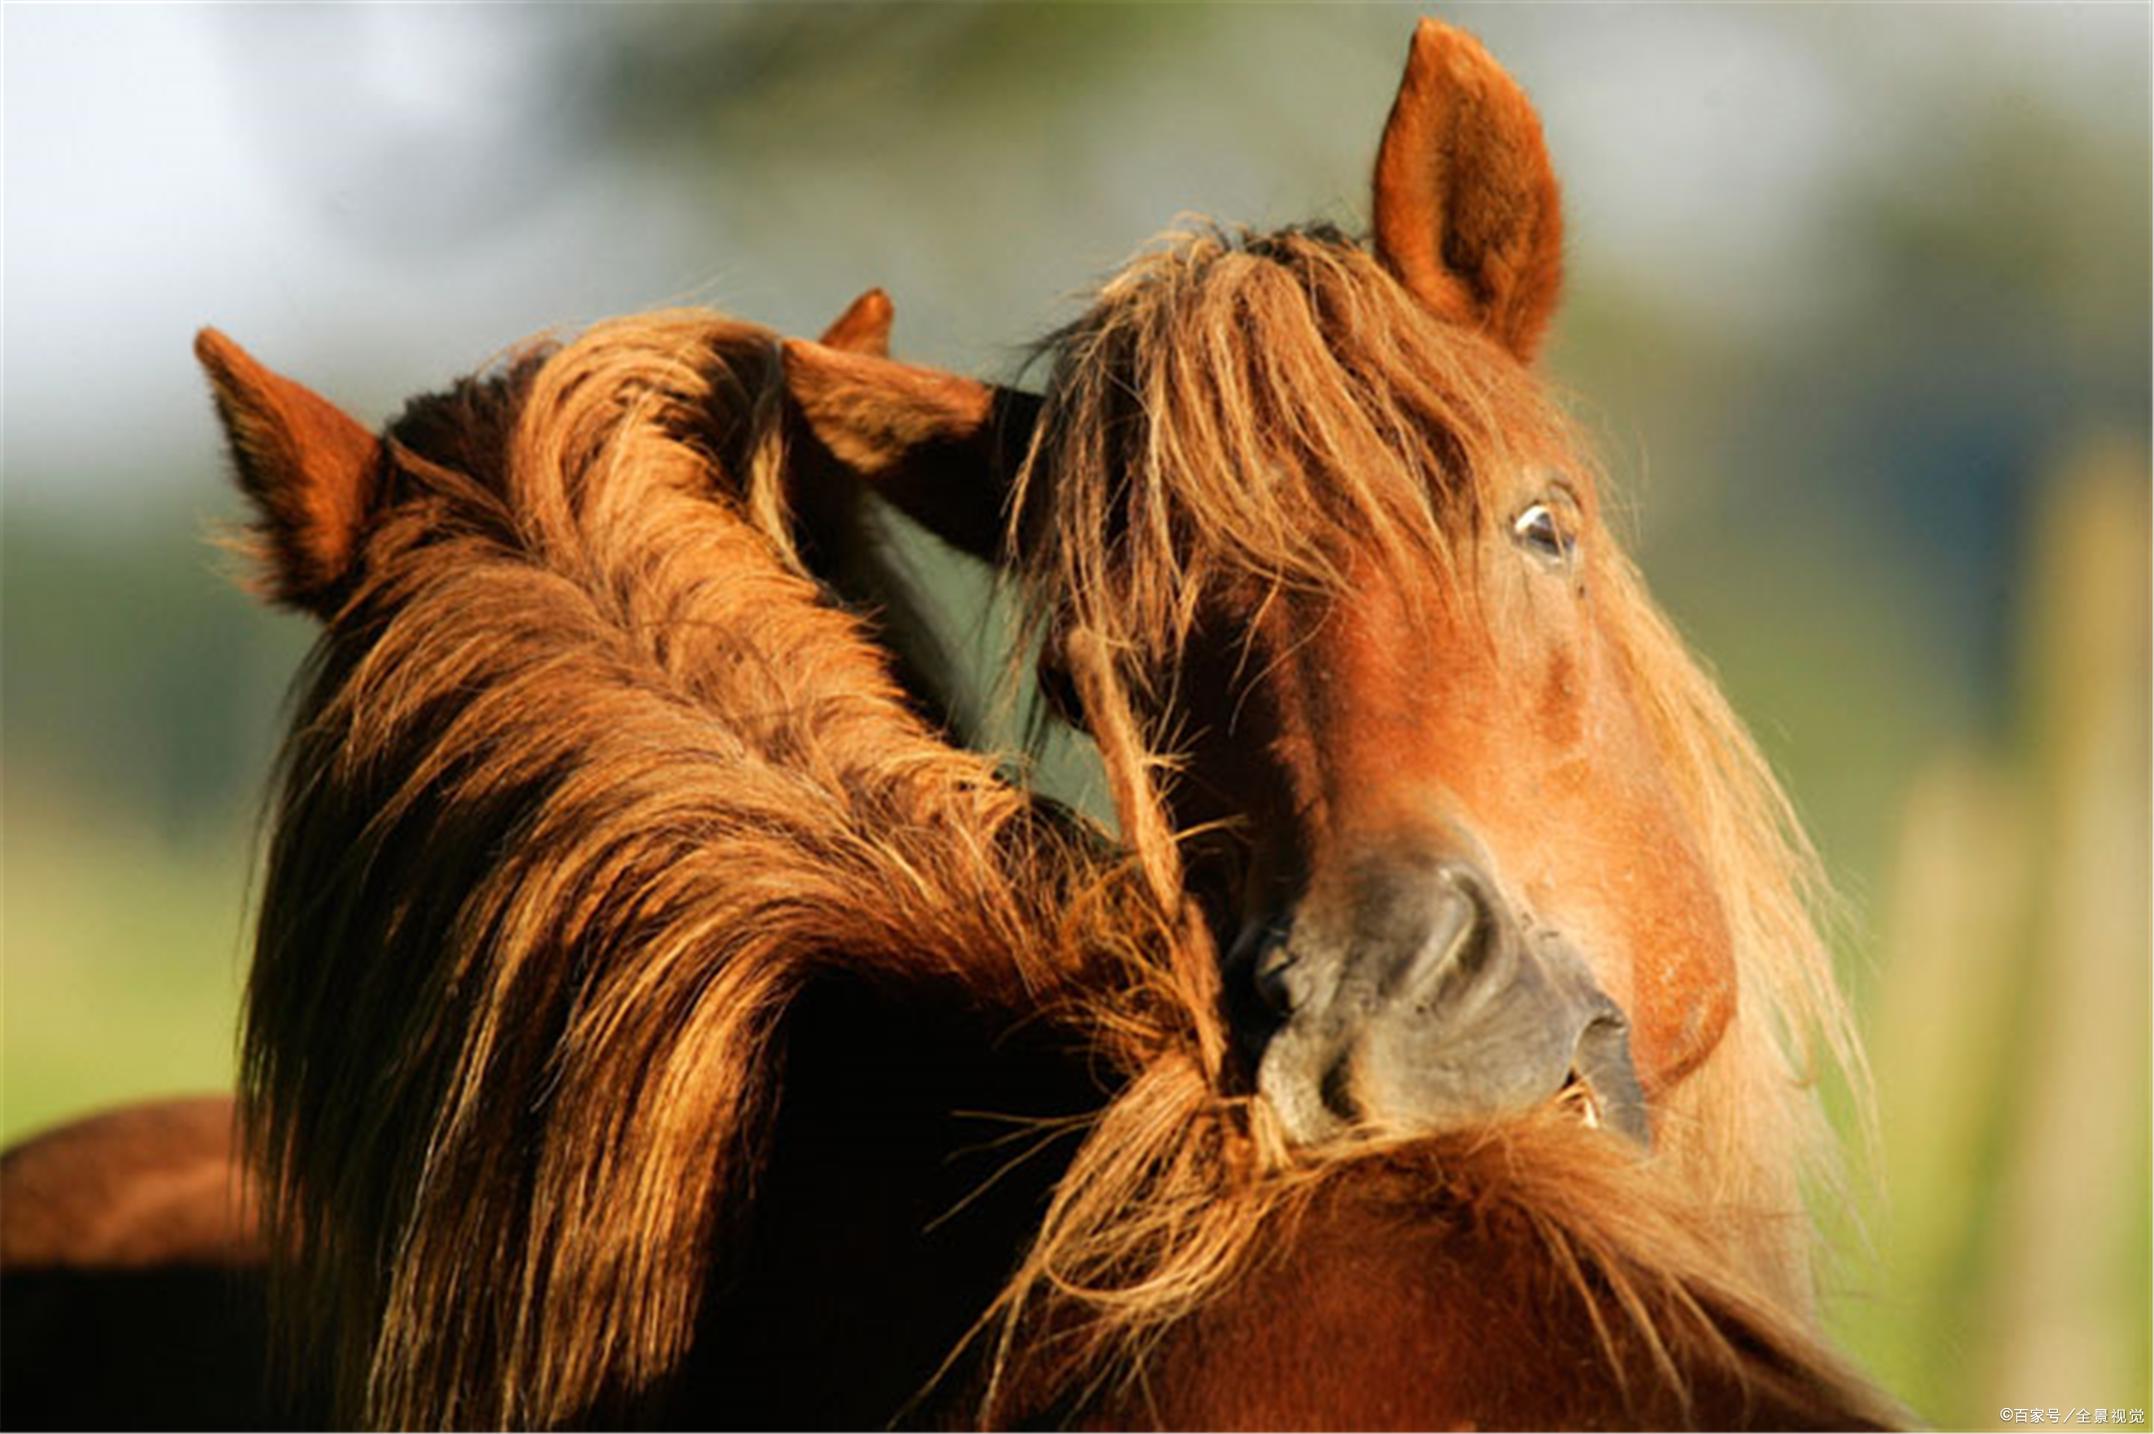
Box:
[0,297,906,1433]
[3,20,1901,1430]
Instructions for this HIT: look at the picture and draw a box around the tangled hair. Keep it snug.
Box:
[243,242,1892,1426]
[1009,225,1575,904]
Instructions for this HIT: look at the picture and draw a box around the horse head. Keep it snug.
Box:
[785,21,1737,1154]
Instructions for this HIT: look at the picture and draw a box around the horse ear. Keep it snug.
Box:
[817,288,895,356]
[1372,19,1564,362]
[781,340,1037,563]
[195,328,381,616]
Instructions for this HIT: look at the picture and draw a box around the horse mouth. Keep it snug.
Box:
[1558,1069,1628,1136]
[1553,995,1652,1145]
[1227,860,1652,1150]
[1559,1072,1602,1127]
[1255,1002,1652,1150]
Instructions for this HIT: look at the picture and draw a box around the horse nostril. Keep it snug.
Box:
[1435,862,1500,927]
[1225,911,1301,1081]
[1394,863,1505,999]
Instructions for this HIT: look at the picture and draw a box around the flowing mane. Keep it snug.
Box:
[241,313,1180,1425]
[236,294,1891,1429]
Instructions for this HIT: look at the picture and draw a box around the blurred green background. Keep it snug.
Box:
[4,5,2146,1426]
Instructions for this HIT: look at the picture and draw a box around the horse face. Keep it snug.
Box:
[1171,15,1739,1143]
[1161,464,1733,1146]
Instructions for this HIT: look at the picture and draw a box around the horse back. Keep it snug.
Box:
[0,1096,302,1430]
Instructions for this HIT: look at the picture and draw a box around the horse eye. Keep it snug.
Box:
[1511,502,1576,565]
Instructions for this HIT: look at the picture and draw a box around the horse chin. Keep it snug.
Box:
[1227,861,1653,1152]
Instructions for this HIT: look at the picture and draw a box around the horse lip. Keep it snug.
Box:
[1568,1011,1645,1145]
[1541,936,1652,1147]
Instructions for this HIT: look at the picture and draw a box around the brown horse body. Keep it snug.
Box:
[2,21,1901,1430]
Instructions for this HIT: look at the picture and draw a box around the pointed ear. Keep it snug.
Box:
[1372,19,1564,362]
[782,340,1037,563]
[817,288,895,356]
[196,329,381,616]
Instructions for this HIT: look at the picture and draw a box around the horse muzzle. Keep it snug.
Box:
[1225,855,1650,1150]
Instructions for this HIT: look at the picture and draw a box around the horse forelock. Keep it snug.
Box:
[1014,226,1573,657]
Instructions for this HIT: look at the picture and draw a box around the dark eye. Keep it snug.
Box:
[1511,501,1577,566]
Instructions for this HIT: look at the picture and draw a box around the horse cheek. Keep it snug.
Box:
[1513,648,1736,1094]
[1588,654,1740,1092]
[1623,837,1737,1093]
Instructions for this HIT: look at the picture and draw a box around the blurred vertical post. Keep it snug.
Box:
[1978,434,2153,1415]
[1858,432,2151,1426]
[1861,751,2030,1419]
